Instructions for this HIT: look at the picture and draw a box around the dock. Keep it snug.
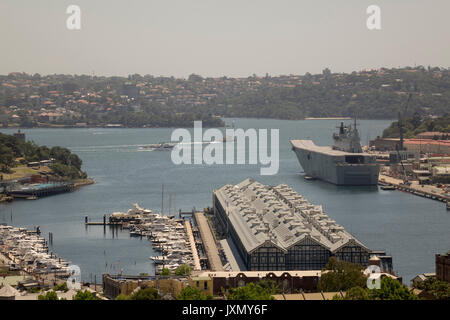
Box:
[193,212,224,271]
[184,221,201,271]
[379,174,450,203]
[84,222,123,226]
[9,182,74,199]
[83,215,123,226]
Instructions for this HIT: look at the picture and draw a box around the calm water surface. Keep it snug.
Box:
[1,118,449,283]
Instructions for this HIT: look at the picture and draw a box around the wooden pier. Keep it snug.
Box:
[84,215,123,226]
[193,212,224,271]
[84,222,123,226]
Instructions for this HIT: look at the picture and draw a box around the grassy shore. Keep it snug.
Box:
[1,165,52,181]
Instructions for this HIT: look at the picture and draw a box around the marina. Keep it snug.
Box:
[0,225,71,278]
[85,204,200,274]
[0,119,448,283]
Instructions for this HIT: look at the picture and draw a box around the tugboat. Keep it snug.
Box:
[290,119,380,185]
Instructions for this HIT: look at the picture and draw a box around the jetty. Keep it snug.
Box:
[193,212,223,272]
[8,182,74,199]
[379,174,450,203]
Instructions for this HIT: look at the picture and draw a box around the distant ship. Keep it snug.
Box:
[290,120,380,185]
[139,143,176,151]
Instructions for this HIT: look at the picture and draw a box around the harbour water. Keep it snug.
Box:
[1,118,449,283]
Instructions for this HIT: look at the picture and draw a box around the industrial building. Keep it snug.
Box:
[213,179,371,271]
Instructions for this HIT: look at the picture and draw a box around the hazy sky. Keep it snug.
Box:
[0,0,449,77]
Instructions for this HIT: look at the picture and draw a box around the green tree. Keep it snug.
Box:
[344,286,371,300]
[38,291,59,300]
[257,279,281,294]
[413,277,450,300]
[160,268,171,276]
[318,257,367,292]
[115,294,131,300]
[369,277,417,300]
[227,283,275,300]
[53,282,69,292]
[178,286,212,300]
[175,264,192,276]
[72,290,99,300]
[130,287,161,300]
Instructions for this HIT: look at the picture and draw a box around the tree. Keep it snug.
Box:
[343,286,371,300]
[38,291,59,300]
[412,277,450,300]
[257,279,281,294]
[53,282,69,292]
[318,257,367,292]
[227,283,275,300]
[72,290,99,300]
[130,287,161,300]
[115,294,131,300]
[369,277,417,300]
[160,268,171,276]
[175,264,192,276]
[178,287,212,300]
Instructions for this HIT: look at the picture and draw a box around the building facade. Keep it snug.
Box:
[102,274,187,299]
[192,270,321,295]
[436,253,450,283]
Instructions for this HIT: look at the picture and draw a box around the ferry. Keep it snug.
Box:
[139,143,176,151]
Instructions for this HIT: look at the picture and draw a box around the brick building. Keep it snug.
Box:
[436,253,450,283]
[191,270,321,295]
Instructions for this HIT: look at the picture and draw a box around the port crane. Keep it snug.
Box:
[396,93,412,185]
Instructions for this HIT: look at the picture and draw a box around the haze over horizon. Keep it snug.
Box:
[1,0,449,78]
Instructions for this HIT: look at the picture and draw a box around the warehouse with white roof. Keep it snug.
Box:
[213,178,371,271]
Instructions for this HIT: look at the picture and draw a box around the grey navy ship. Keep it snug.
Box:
[290,121,380,185]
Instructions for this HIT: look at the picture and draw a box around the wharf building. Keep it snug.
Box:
[213,179,371,271]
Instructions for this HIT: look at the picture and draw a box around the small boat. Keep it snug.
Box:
[150,256,167,264]
[446,202,450,211]
[380,185,396,191]
[304,176,317,181]
[140,143,176,151]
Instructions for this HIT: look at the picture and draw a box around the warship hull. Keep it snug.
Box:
[291,140,380,186]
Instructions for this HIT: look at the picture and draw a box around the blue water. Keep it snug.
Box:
[1,119,449,283]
